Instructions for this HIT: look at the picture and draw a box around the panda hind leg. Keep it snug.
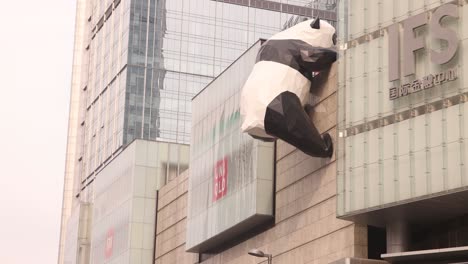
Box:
[264,91,333,158]
[304,103,314,116]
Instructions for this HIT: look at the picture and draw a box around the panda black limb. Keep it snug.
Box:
[264,91,333,158]
[240,17,337,158]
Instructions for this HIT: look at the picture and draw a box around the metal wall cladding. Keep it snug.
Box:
[187,40,275,252]
[90,140,189,263]
[336,1,468,216]
[63,203,91,264]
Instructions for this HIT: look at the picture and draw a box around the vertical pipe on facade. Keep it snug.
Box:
[273,140,277,218]
[377,0,385,207]
[440,2,449,192]
[392,0,400,204]
[175,0,185,144]
[337,0,348,215]
[363,0,369,209]
[459,1,466,186]
[141,0,152,139]
[152,190,159,264]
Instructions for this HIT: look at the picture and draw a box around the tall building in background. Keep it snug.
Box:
[58,1,337,263]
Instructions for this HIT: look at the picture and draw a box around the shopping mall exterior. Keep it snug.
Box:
[61,1,468,264]
[156,1,468,263]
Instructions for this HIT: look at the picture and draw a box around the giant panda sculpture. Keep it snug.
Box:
[240,17,337,158]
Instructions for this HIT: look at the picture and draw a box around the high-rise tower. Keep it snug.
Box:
[58,1,337,263]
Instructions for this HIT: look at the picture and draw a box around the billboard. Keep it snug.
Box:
[336,1,468,217]
[186,40,275,252]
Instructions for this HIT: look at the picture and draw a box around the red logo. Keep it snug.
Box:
[213,157,228,201]
[105,229,114,259]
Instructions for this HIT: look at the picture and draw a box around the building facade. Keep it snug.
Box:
[154,1,468,263]
[337,0,468,263]
[58,1,338,263]
[155,44,373,264]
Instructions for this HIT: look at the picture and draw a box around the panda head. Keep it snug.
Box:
[270,17,337,49]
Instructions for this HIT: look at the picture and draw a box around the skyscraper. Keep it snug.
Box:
[58,1,337,263]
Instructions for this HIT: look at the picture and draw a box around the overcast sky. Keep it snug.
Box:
[0,0,76,263]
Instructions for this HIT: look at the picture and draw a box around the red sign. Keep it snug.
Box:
[213,157,228,201]
[105,229,114,259]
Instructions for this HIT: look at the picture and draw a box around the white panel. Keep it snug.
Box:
[368,129,380,164]
[350,76,365,125]
[463,140,468,187]
[398,154,411,201]
[397,120,411,200]
[381,1,394,28]
[353,133,365,168]
[413,115,426,152]
[447,106,462,189]
[383,125,394,160]
[395,1,409,20]
[381,44,394,116]
[143,198,155,225]
[431,146,445,193]
[398,120,410,156]
[414,149,428,197]
[130,222,143,249]
[411,0,425,13]
[142,224,154,250]
[145,167,158,198]
[142,249,153,264]
[345,136,353,175]
[345,163,352,213]
[366,0,380,33]
[430,111,444,193]
[367,71,380,120]
[349,0,364,37]
[351,130,364,210]
[464,103,468,140]
[463,40,468,91]
[134,141,148,166]
[447,140,462,189]
[353,167,365,211]
[187,41,274,252]
[130,249,142,264]
[463,5,468,40]
[367,163,381,208]
[133,167,146,197]
[383,158,395,204]
[367,38,380,73]
[132,197,145,223]
[413,115,428,197]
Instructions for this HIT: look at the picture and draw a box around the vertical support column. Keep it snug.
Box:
[386,221,410,253]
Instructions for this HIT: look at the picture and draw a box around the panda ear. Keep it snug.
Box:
[310,17,320,29]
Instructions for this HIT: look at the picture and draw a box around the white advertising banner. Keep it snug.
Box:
[186,40,275,252]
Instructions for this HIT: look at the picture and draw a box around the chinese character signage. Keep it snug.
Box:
[389,68,458,100]
[105,229,114,259]
[213,157,228,202]
[336,2,468,218]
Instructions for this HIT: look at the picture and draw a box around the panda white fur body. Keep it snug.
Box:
[241,61,310,139]
[240,18,337,157]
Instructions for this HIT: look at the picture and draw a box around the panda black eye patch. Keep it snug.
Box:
[256,39,337,82]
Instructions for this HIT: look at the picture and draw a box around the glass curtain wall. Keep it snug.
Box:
[336,0,468,216]
[77,0,337,186]
[59,1,337,262]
